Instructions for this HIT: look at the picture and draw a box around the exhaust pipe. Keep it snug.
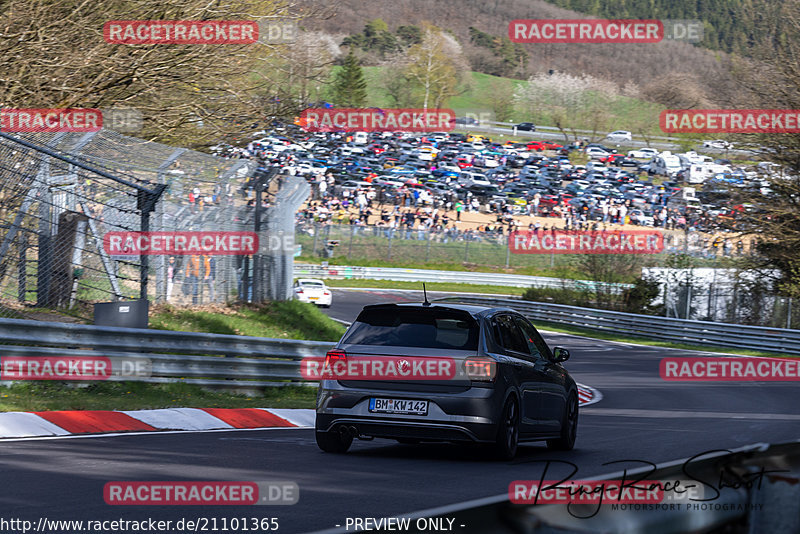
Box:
[338,425,358,438]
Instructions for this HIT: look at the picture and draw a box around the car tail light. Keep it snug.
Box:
[464,357,496,381]
[296,289,304,294]
[323,290,331,296]
[325,349,347,369]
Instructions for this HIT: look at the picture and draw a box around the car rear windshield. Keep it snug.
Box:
[342,307,479,350]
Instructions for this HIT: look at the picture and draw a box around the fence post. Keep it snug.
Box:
[464,236,470,263]
[685,283,692,319]
[788,297,793,330]
[426,230,432,262]
[347,224,355,258]
[505,232,511,268]
[18,233,27,302]
[387,230,393,260]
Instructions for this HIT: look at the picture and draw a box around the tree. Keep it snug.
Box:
[404,25,463,109]
[0,0,307,146]
[254,30,337,125]
[514,71,620,141]
[488,80,515,122]
[572,251,646,311]
[396,25,423,46]
[719,0,800,297]
[330,50,368,107]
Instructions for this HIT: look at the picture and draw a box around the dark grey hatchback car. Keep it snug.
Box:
[315,302,578,459]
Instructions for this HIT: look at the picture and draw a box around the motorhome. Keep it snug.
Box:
[649,152,682,177]
[677,151,713,169]
[686,163,732,184]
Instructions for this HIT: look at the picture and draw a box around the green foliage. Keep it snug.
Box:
[0,381,317,411]
[330,50,368,107]
[396,25,423,46]
[341,19,423,58]
[522,286,597,308]
[468,26,528,77]
[622,277,663,315]
[522,277,660,314]
[150,301,346,342]
[544,0,755,55]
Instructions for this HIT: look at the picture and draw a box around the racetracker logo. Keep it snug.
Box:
[103,231,258,256]
[660,357,800,381]
[0,356,150,380]
[510,230,664,255]
[301,356,458,381]
[510,480,665,505]
[660,109,800,133]
[297,108,456,133]
[104,481,298,505]
[103,21,259,44]
[0,108,102,132]
[509,19,703,44]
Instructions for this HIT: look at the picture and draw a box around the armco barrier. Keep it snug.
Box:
[319,441,799,534]
[0,317,335,388]
[434,295,800,354]
[294,264,631,292]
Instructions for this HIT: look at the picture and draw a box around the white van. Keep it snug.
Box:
[353,131,368,145]
[686,163,732,184]
[677,151,713,169]
[458,171,491,187]
[649,152,682,177]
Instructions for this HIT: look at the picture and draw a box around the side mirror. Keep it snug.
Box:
[552,347,570,363]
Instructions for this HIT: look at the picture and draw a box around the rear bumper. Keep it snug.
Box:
[315,380,503,443]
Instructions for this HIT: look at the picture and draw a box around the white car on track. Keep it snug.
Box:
[293,279,332,307]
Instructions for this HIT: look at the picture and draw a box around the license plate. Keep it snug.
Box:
[308,297,318,301]
[369,398,428,415]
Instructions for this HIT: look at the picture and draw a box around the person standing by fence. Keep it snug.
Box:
[185,255,201,304]
[203,255,216,302]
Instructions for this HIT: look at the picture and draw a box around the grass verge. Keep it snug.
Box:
[1,302,338,413]
[0,382,317,412]
[324,278,523,296]
[150,301,345,341]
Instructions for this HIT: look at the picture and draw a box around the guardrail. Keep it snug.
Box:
[313,441,799,534]
[434,295,800,354]
[480,120,684,143]
[0,317,336,388]
[294,264,632,292]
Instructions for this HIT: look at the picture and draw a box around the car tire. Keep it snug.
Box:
[547,393,578,451]
[316,429,353,453]
[492,397,519,460]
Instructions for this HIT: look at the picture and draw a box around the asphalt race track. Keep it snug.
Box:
[1,288,798,533]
